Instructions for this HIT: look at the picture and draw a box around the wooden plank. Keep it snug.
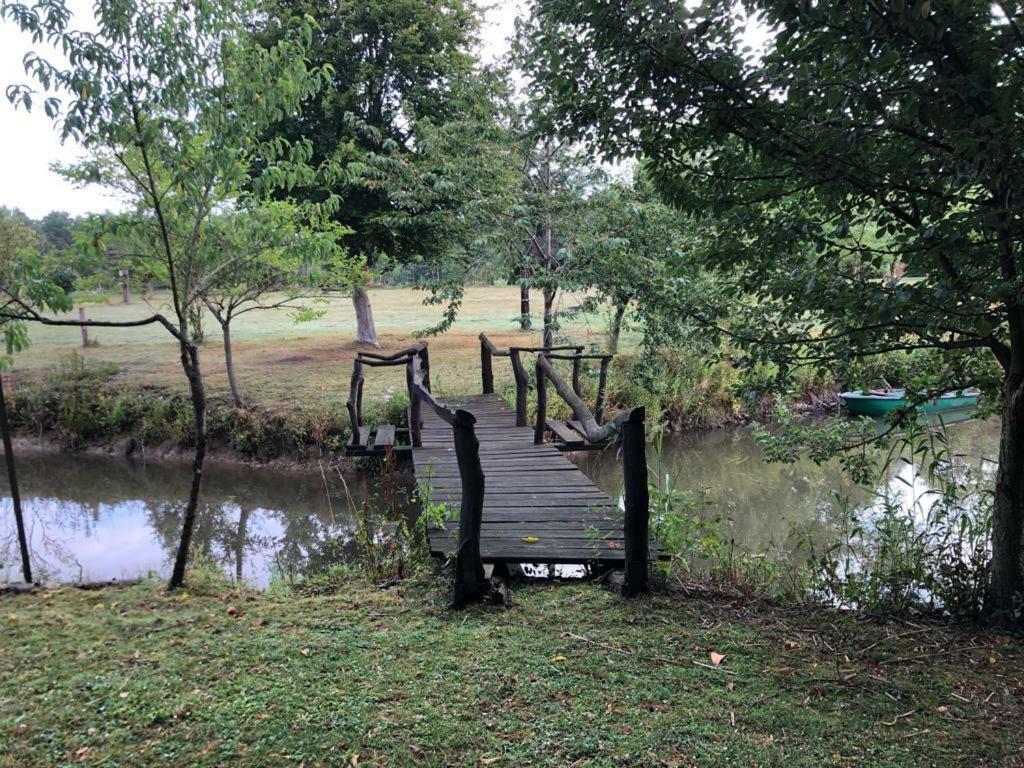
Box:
[350,425,371,448]
[372,424,395,448]
[547,419,585,446]
[411,388,666,567]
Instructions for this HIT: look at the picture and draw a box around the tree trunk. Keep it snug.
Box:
[989,371,1024,617]
[221,320,243,408]
[352,284,379,347]
[234,506,251,583]
[0,371,31,583]
[542,287,557,347]
[168,340,208,590]
[519,270,531,330]
[189,304,205,344]
[609,301,627,354]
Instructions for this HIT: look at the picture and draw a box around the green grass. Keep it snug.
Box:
[10,285,626,408]
[2,578,1022,767]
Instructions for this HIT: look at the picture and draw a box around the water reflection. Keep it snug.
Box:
[573,418,1001,558]
[0,453,415,586]
[0,418,1002,588]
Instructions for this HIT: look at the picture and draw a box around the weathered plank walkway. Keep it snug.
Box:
[415,393,665,566]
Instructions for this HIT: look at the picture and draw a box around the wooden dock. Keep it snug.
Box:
[345,336,663,604]
[414,393,665,566]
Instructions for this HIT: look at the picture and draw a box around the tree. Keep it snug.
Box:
[2,0,329,589]
[197,202,356,407]
[521,0,1024,616]
[256,0,483,346]
[575,175,693,353]
[0,209,70,583]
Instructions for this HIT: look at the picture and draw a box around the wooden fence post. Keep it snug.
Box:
[418,345,431,391]
[571,357,582,399]
[595,357,611,424]
[480,336,493,394]
[452,408,486,607]
[510,349,528,427]
[621,406,649,596]
[534,356,547,445]
[406,361,422,448]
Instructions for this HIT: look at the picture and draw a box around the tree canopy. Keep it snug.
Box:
[520,0,1024,615]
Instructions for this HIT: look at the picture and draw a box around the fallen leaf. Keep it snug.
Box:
[710,652,725,667]
[6,613,16,622]
[548,655,567,663]
[300,648,311,657]
[521,536,540,543]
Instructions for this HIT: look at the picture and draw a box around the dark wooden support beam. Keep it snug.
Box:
[621,407,649,597]
[452,408,487,607]
[346,359,364,441]
[535,356,548,445]
[418,345,431,392]
[480,334,494,394]
[595,357,611,423]
[406,360,423,448]
[510,349,529,427]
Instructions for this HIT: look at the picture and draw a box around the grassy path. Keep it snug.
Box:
[2,579,1021,767]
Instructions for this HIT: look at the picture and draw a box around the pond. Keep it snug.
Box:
[0,418,1001,587]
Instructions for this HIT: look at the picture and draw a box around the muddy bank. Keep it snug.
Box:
[5,432,362,474]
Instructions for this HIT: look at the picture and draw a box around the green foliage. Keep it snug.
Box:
[5,356,352,460]
[810,422,996,619]
[519,0,1024,610]
[256,0,484,276]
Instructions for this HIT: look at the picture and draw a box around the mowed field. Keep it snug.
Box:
[9,285,626,407]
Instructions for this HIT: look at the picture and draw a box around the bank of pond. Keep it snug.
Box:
[0,418,999,598]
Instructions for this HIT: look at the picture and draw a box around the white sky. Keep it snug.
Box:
[0,1,523,219]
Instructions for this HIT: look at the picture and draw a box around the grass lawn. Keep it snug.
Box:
[8,285,623,408]
[2,578,1022,767]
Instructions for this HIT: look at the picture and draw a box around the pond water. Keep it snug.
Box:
[0,418,1001,586]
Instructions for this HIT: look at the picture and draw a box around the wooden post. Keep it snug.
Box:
[571,356,583,399]
[418,345,431,392]
[534,356,547,445]
[480,336,494,394]
[510,349,528,427]
[346,359,363,444]
[406,361,422,448]
[595,357,611,423]
[621,406,649,596]
[452,408,486,607]
[78,307,89,347]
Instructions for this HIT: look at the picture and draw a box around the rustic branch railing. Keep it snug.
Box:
[534,353,648,595]
[406,353,487,607]
[542,352,614,424]
[346,344,429,444]
[478,333,583,426]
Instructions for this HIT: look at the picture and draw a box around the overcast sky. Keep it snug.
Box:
[0,1,522,219]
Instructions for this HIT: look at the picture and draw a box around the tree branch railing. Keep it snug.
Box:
[479,333,584,426]
[346,343,429,445]
[542,352,614,424]
[534,352,648,594]
[406,352,487,607]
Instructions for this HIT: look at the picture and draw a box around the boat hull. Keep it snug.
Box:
[840,391,980,418]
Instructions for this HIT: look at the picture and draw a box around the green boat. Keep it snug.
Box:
[840,388,980,418]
